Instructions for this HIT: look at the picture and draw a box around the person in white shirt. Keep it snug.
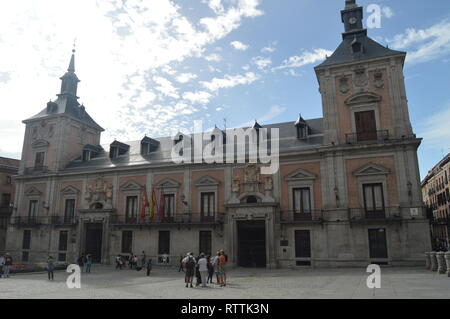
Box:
[0,254,5,278]
[197,253,208,287]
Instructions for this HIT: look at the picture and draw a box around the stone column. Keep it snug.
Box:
[430,252,438,271]
[425,252,431,270]
[445,252,450,277]
[437,252,447,274]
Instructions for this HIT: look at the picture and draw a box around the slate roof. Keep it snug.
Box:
[63,118,324,172]
[317,35,405,68]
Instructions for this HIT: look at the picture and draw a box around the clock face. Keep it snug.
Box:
[349,17,358,25]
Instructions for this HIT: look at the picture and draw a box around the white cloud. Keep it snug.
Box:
[388,20,450,65]
[261,46,276,53]
[420,101,450,149]
[382,6,394,19]
[200,72,259,92]
[273,49,333,70]
[252,56,272,70]
[205,53,222,62]
[0,0,264,155]
[230,41,249,51]
[175,73,198,83]
[183,91,213,105]
[237,105,287,128]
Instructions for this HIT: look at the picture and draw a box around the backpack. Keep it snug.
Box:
[186,256,195,268]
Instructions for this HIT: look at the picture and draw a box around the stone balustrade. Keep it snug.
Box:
[437,252,447,274]
[429,252,438,271]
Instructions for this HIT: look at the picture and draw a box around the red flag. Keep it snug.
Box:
[158,189,165,219]
[140,185,149,222]
[150,188,158,219]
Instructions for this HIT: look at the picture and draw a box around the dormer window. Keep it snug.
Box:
[141,136,160,155]
[82,150,91,162]
[351,37,362,54]
[295,114,309,139]
[110,146,118,159]
[109,140,130,159]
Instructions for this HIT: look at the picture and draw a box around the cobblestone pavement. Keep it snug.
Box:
[1,266,449,299]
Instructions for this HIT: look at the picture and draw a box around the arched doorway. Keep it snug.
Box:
[237,220,266,267]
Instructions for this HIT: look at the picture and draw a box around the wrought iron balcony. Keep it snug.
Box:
[51,216,78,226]
[24,166,49,175]
[13,216,44,227]
[348,207,401,221]
[346,130,389,144]
[0,206,13,215]
[111,212,225,226]
[280,210,323,223]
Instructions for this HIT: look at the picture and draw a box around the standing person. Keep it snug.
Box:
[183,253,195,288]
[141,251,147,266]
[162,253,169,269]
[115,254,123,270]
[146,258,152,276]
[129,252,134,269]
[85,254,93,273]
[213,251,221,285]
[206,255,214,284]
[197,253,208,288]
[219,250,228,287]
[47,256,55,281]
[77,253,85,272]
[178,254,184,272]
[0,254,5,279]
[3,253,12,278]
[195,254,202,287]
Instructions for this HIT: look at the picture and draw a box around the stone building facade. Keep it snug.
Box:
[6,1,430,267]
[422,153,450,250]
[0,156,19,252]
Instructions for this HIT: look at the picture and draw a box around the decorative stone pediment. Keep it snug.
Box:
[120,180,143,192]
[61,185,80,195]
[31,139,49,149]
[195,176,220,187]
[25,186,42,197]
[354,163,390,176]
[155,178,180,189]
[345,92,381,106]
[285,168,316,181]
[84,177,113,209]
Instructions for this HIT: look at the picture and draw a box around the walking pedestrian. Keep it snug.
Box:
[141,251,147,266]
[178,254,184,272]
[146,258,152,276]
[0,253,5,279]
[47,256,55,280]
[197,253,208,287]
[85,254,93,273]
[213,251,221,285]
[77,253,85,272]
[162,253,169,269]
[3,253,12,278]
[183,253,195,288]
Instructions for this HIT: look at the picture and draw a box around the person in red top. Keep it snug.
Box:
[218,250,228,287]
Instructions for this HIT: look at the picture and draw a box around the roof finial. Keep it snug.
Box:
[68,39,76,73]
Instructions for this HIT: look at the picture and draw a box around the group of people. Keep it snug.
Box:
[115,251,152,276]
[0,253,13,278]
[181,250,228,288]
[76,253,94,273]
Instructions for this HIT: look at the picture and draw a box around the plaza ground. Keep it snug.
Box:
[1,265,449,299]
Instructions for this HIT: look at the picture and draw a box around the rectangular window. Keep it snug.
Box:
[82,150,91,161]
[163,194,175,217]
[293,188,311,214]
[28,200,38,218]
[201,192,215,218]
[58,253,67,262]
[121,231,133,253]
[58,231,68,251]
[22,230,31,250]
[363,183,385,216]
[64,199,75,220]
[126,196,138,222]
[6,176,12,185]
[35,152,45,167]
[1,193,11,207]
[199,231,212,256]
[158,231,170,255]
[295,230,311,258]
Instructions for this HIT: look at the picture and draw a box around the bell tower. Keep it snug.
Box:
[20,49,104,174]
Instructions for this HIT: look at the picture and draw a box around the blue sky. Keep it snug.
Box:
[0,0,449,179]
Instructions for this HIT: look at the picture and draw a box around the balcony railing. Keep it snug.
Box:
[280,210,323,223]
[51,216,78,226]
[348,207,401,220]
[111,212,225,225]
[13,216,44,227]
[0,206,13,215]
[24,166,49,175]
[346,130,389,144]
